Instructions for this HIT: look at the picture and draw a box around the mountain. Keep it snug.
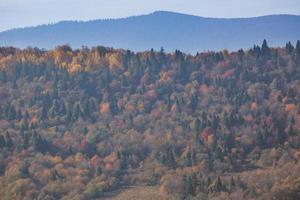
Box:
[0,11,300,53]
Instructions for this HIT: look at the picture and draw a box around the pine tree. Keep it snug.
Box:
[16,109,22,121]
[0,135,6,149]
[215,176,222,192]
[60,101,67,115]
[261,39,270,56]
[19,160,30,178]
[186,173,197,196]
[186,148,196,166]
[189,94,198,110]
[40,105,48,120]
[192,118,200,134]
[82,99,90,119]
[8,105,16,120]
[296,40,300,56]
[225,132,235,151]
[66,104,73,123]
[109,96,119,115]
[237,49,244,67]
[229,176,236,192]
[73,104,81,121]
[0,70,7,82]
[206,176,212,191]
[288,125,295,136]
[51,82,59,99]
[257,131,266,148]
[21,111,30,131]
[32,131,48,154]
[0,105,2,119]
[174,96,181,113]
[22,132,29,149]
[276,129,287,144]
[165,146,176,167]
[183,175,189,195]
[4,131,13,148]
[285,41,294,54]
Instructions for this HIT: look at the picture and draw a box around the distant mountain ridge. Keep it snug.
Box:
[0,11,300,53]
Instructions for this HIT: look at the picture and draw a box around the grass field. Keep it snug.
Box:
[104,186,177,200]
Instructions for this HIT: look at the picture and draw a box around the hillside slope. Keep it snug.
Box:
[0,42,300,199]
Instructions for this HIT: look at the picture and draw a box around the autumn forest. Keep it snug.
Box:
[0,40,300,199]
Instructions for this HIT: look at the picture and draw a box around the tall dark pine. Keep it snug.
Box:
[0,135,6,149]
[296,40,300,56]
[4,131,13,148]
[261,39,270,56]
[8,105,16,120]
[285,42,294,54]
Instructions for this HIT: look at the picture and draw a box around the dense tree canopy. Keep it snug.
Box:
[0,41,300,199]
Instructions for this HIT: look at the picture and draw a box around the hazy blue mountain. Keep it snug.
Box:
[0,11,300,53]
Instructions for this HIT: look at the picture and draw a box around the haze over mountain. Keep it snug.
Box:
[0,11,300,53]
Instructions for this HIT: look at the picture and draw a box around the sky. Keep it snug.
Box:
[0,0,300,31]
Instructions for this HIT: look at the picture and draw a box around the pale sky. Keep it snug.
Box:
[1,0,300,31]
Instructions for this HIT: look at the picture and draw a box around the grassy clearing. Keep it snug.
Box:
[104,186,175,200]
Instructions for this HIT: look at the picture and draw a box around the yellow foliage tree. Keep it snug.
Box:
[100,102,110,114]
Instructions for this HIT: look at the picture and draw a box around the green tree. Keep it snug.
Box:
[296,40,300,56]
[285,41,294,54]
[261,39,270,56]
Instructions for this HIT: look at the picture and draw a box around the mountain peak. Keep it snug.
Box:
[150,10,194,17]
[151,10,177,15]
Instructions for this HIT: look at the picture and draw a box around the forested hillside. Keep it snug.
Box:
[0,41,300,199]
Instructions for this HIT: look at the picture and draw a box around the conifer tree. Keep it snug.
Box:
[8,105,16,120]
[0,135,6,149]
[4,131,13,148]
[229,176,236,192]
[296,40,300,56]
[261,39,270,55]
[215,176,222,192]
[285,41,294,54]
